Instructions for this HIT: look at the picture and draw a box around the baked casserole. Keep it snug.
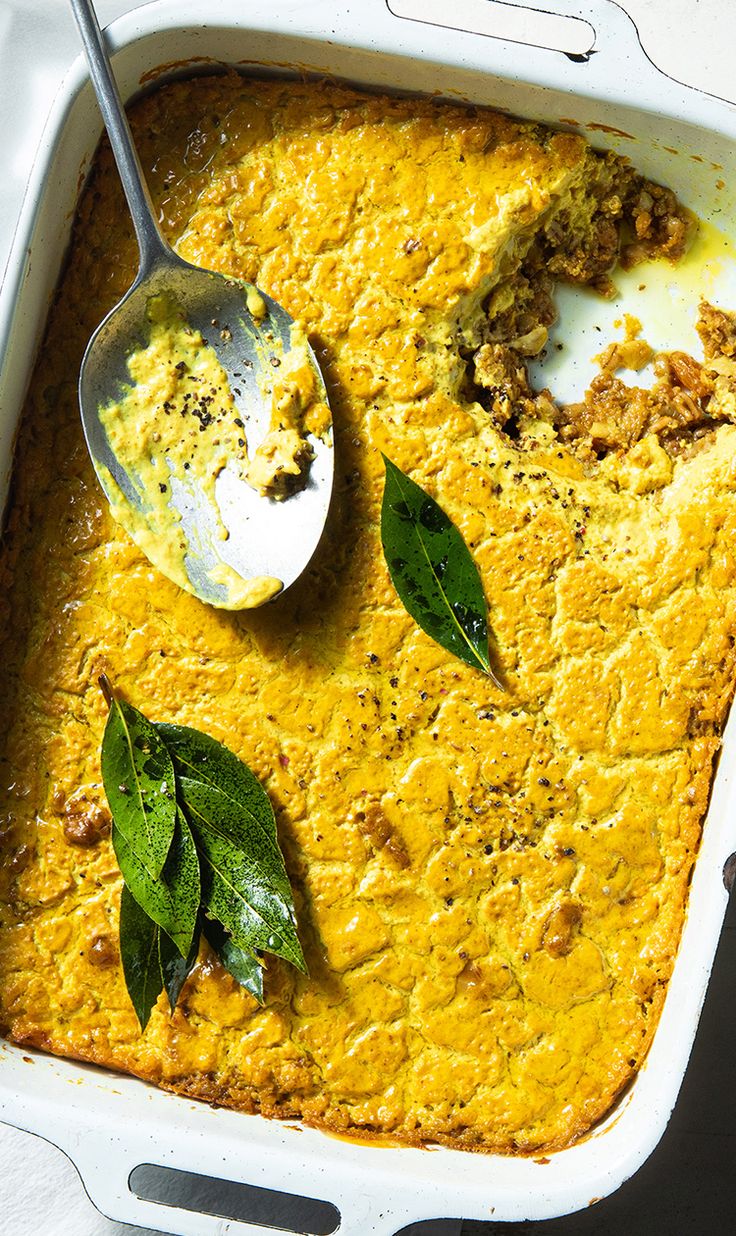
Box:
[1,74,735,1154]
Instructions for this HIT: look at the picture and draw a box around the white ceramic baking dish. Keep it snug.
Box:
[2,1,736,1232]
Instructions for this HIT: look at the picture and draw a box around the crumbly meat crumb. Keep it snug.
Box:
[697,300,736,359]
[475,302,736,463]
[620,181,692,268]
[473,344,532,429]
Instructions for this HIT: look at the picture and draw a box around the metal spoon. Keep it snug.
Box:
[69,0,333,609]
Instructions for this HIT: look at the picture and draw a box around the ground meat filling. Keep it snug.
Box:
[469,166,707,463]
[621,181,692,269]
[472,344,533,431]
[471,174,734,469]
[698,301,736,359]
[473,303,736,463]
[480,249,557,356]
[559,360,722,460]
[540,170,692,290]
[558,304,736,461]
[475,165,669,359]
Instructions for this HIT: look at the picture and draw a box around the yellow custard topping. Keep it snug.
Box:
[0,74,733,1157]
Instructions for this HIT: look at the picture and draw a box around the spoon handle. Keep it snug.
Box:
[68,0,170,272]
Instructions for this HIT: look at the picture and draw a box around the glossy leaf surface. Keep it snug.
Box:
[112,807,199,958]
[119,884,164,1031]
[102,697,176,878]
[180,776,305,972]
[157,723,282,854]
[381,455,500,684]
[203,917,264,1004]
[159,922,199,1012]
[105,691,306,1030]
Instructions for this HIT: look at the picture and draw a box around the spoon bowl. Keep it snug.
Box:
[81,254,333,608]
[71,0,333,608]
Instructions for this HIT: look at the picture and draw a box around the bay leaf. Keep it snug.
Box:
[102,696,177,879]
[107,697,307,1030]
[171,765,292,903]
[112,806,200,958]
[180,777,305,973]
[119,883,164,1031]
[380,455,501,685]
[159,921,200,1012]
[203,917,264,1004]
[156,723,282,858]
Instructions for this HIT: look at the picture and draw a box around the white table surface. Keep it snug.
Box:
[1,2,735,1233]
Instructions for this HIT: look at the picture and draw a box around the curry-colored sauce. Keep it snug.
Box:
[0,76,734,1155]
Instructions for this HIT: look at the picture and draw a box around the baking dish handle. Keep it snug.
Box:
[67,1133,422,1236]
[385,0,666,92]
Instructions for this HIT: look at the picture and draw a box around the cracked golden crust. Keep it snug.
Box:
[0,76,735,1155]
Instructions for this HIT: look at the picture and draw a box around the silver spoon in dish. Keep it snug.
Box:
[69,0,333,609]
